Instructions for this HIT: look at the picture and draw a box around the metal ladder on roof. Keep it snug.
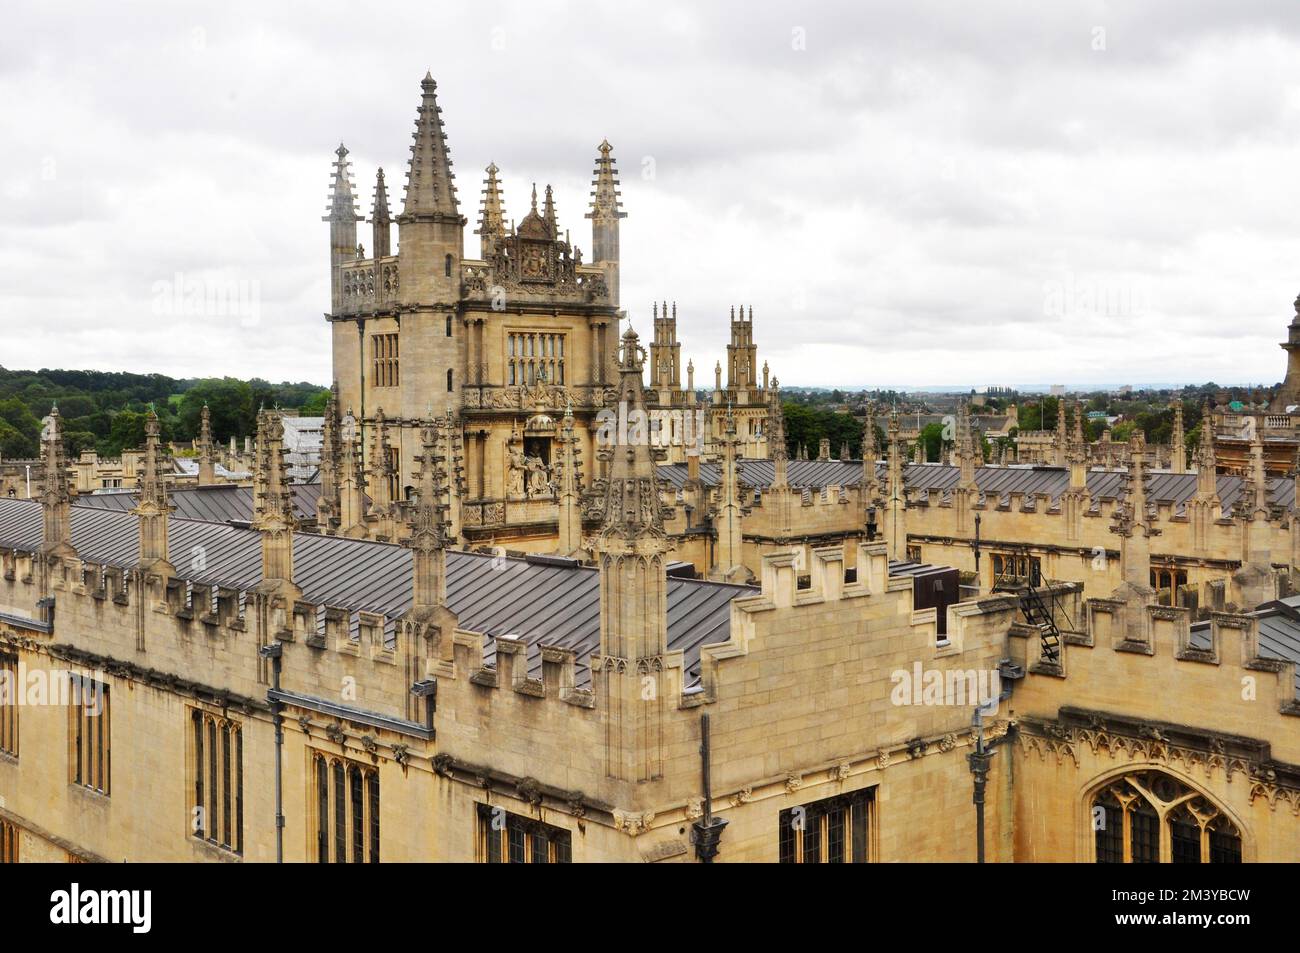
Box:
[1022,585,1061,663]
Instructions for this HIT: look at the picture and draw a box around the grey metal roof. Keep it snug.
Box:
[1191,595,1300,691]
[74,483,323,525]
[659,460,1296,512]
[0,497,747,689]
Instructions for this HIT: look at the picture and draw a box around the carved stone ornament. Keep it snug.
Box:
[613,810,655,836]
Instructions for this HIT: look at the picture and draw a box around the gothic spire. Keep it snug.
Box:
[586,140,626,305]
[197,404,216,486]
[476,162,506,258]
[1054,398,1068,466]
[132,409,174,570]
[586,139,626,234]
[251,410,298,596]
[370,168,392,259]
[316,383,342,531]
[861,403,879,496]
[408,416,451,611]
[324,143,361,224]
[1195,403,1218,500]
[768,381,788,489]
[38,405,75,559]
[368,409,394,516]
[556,400,583,555]
[956,401,978,489]
[594,326,666,541]
[543,183,557,237]
[338,407,369,536]
[400,73,461,222]
[1170,399,1186,472]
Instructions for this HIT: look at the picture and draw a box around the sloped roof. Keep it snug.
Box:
[0,497,747,689]
[74,483,322,524]
[659,460,1297,512]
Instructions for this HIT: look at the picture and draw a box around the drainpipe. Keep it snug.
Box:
[692,713,728,862]
[968,708,992,863]
[259,641,284,863]
[967,661,1022,863]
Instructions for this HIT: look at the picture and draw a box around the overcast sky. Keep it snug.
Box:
[4,1,1300,389]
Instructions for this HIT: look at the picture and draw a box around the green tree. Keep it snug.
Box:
[0,398,41,458]
[176,378,256,443]
[919,422,945,462]
[299,388,331,416]
[101,410,150,457]
[0,419,30,459]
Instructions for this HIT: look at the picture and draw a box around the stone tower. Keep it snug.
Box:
[650,301,681,390]
[398,73,465,304]
[727,305,758,393]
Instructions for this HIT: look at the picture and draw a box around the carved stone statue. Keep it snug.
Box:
[526,455,551,497]
[507,445,526,497]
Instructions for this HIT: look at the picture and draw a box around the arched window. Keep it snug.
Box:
[447,368,454,392]
[445,314,452,337]
[444,253,453,277]
[1090,770,1242,863]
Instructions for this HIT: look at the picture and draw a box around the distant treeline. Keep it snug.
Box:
[0,367,328,460]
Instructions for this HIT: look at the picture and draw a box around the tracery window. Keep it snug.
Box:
[371,333,400,388]
[385,446,401,503]
[0,651,17,757]
[507,331,565,387]
[0,818,16,863]
[190,709,243,854]
[991,551,1041,588]
[1090,771,1242,863]
[1149,567,1189,607]
[313,752,379,863]
[778,787,874,863]
[69,676,109,795]
[476,804,571,863]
